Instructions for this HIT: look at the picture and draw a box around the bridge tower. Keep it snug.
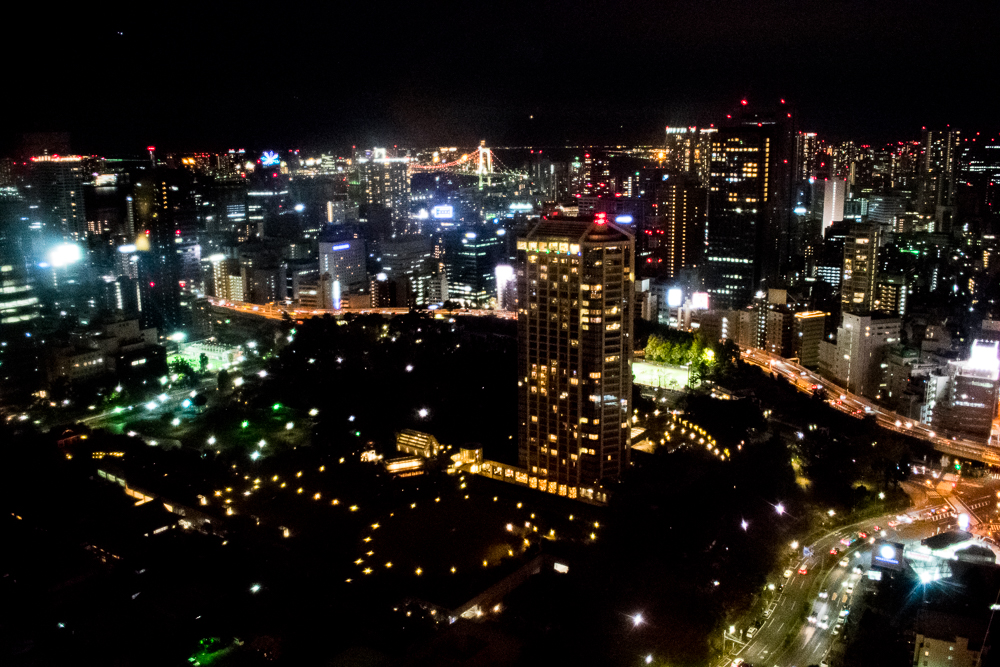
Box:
[477,140,493,190]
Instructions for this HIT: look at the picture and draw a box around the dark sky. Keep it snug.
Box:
[8,1,998,155]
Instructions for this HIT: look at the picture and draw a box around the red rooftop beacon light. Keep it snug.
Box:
[594,212,608,225]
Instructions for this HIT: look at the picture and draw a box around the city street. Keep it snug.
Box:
[718,465,999,666]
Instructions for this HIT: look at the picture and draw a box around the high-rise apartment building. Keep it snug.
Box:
[841,222,880,313]
[319,236,367,294]
[29,155,87,239]
[796,132,818,180]
[516,214,634,500]
[354,155,410,236]
[663,127,715,185]
[706,108,795,309]
[821,178,846,235]
[653,176,706,279]
[918,128,961,232]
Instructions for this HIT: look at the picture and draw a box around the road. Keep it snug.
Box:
[740,348,1000,466]
[205,298,516,322]
[719,464,1000,667]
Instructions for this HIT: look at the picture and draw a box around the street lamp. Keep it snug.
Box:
[632,613,644,627]
[741,520,749,531]
[776,503,785,515]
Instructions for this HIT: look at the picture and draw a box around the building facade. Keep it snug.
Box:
[516,214,635,500]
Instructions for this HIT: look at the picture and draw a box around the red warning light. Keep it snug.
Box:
[595,212,608,225]
[740,99,748,106]
[147,146,156,151]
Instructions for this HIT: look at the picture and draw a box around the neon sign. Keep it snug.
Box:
[261,151,280,166]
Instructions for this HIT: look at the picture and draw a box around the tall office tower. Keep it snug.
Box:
[653,175,706,279]
[918,128,961,231]
[515,214,634,500]
[0,188,41,325]
[821,179,846,235]
[923,340,1000,442]
[132,176,183,332]
[705,106,796,309]
[663,127,715,185]
[841,222,880,313]
[443,229,503,307]
[379,235,434,305]
[355,153,410,236]
[319,235,367,294]
[796,132,819,180]
[29,155,87,239]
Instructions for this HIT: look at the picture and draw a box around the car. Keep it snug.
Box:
[830,547,840,555]
[798,567,808,575]
[840,608,850,618]
[763,607,772,618]
[852,566,864,575]
[807,615,818,624]
[840,557,849,567]
[783,569,793,578]
[846,584,854,594]
[858,531,868,539]
[887,520,899,528]
[831,625,840,637]
[746,627,757,639]
[840,536,858,546]
[819,588,829,599]
[873,525,881,531]
[731,660,744,667]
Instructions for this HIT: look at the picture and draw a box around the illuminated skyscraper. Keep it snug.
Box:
[443,229,503,308]
[705,106,796,308]
[841,222,880,314]
[516,214,634,501]
[29,155,86,239]
[354,153,411,236]
[918,128,961,232]
[652,175,706,279]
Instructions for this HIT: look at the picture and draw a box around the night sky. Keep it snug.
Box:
[9,1,998,154]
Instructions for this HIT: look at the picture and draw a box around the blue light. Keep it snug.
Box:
[615,215,634,224]
[261,151,280,166]
[182,399,192,408]
[794,206,807,215]
[331,243,350,251]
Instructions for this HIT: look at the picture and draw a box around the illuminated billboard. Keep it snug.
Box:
[691,292,710,310]
[667,288,683,308]
[261,151,280,166]
[432,205,454,219]
[871,540,905,571]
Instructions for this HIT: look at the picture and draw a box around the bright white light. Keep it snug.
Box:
[171,418,180,426]
[258,440,267,448]
[348,415,355,422]
[776,503,785,515]
[250,451,260,461]
[632,613,643,626]
[418,408,429,418]
[405,364,414,372]
[181,399,191,408]
[250,583,261,593]
[645,655,652,664]
[157,394,167,402]
[48,243,82,268]
[667,288,683,308]
[207,436,216,445]
[285,422,294,430]
[294,204,305,212]
[233,377,244,386]
[741,520,749,530]
[309,408,319,416]
[258,370,267,378]
[879,545,896,560]
[958,513,970,530]
[168,332,186,342]
[145,402,157,410]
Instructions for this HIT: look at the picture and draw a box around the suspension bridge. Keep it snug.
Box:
[408,142,525,189]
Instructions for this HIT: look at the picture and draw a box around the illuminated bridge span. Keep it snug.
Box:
[408,142,525,188]
[205,298,515,322]
[741,348,1000,466]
